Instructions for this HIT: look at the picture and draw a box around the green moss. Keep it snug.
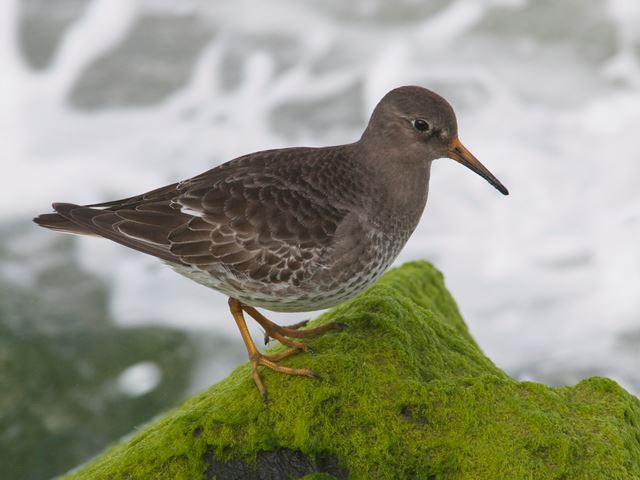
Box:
[66,261,640,479]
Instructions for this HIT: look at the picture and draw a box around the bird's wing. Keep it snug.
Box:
[36,148,356,284]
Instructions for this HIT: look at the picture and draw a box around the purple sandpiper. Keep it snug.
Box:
[34,86,508,400]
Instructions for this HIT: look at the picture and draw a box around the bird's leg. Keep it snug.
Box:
[242,304,345,339]
[261,319,309,344]
[282,319,310,330]
[237,305,312,350]
[228,298,318,401]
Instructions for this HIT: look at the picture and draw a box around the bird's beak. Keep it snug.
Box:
[448,137,509,195]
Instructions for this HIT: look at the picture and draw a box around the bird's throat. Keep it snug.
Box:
[373,158,431,229]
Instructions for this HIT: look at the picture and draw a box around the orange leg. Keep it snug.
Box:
[242,305,345,342]
[261,319,310,345]
[228,298,319,401]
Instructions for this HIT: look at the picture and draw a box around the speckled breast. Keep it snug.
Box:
[169,224,410,313]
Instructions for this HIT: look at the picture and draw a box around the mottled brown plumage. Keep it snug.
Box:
[34,86,508,400]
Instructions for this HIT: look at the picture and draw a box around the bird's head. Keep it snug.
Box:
[363,85,509,196]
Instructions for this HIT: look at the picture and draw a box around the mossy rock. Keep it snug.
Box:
[66,261,640,479]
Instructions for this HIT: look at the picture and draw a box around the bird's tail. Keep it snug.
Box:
[33,205,98,236]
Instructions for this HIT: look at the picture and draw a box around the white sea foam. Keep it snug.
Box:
[116,361,162,397]
[3,0,640,393]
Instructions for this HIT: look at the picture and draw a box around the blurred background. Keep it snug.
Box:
[2,0,640,477]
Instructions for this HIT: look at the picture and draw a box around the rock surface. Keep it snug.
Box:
[66,261,640,479]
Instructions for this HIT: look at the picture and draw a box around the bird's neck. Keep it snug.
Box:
[380,160,431,226]
[355,141,432,231]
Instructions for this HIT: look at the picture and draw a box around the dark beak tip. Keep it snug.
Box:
[448,138,509,197]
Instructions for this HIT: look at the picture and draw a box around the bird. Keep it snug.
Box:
[34,85,508,400]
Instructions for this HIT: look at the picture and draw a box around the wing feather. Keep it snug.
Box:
[36,146,368,288]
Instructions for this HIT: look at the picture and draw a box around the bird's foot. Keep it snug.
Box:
[261,325,314,352]
[229,298,322,401]
[274,318,347,339]
[262,347,303,362]
[249,352,320,402]
[263,319,309,344]
[242,305,345,343]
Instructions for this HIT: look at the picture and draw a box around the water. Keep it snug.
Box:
[3,0,640,476]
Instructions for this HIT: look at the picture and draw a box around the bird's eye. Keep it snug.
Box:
[412,118,430,132]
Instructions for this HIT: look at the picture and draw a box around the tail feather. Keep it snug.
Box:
[33,209,98,236]
[34,202,181,264]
